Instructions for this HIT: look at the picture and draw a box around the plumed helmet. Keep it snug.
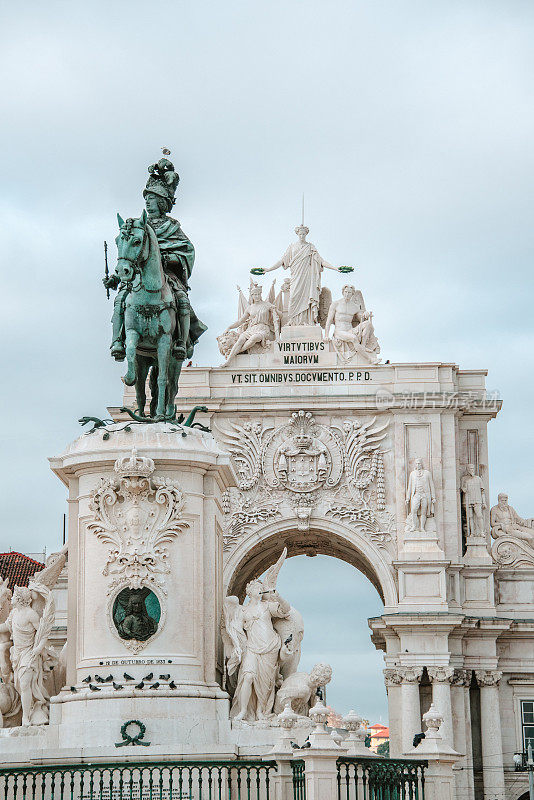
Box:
[143,158,180,211]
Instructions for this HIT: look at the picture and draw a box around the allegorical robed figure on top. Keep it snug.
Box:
[103,158,206,420]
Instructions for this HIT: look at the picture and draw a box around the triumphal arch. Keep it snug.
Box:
[1,161,533,800]
[121,223,534,800]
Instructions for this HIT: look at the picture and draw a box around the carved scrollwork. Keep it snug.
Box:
[215,411,393,554]
[491,536,534,568]
[88,448,189,593]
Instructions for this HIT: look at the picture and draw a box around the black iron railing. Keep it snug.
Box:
[337,756,427,800]
[0,761,277,800]
[291,760,306,800]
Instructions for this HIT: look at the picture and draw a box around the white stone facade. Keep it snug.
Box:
[1,261,533,800]
[124,319,534,800]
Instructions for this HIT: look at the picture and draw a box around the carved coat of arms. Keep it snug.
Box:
[215,411,393,552]
[267,411,342,493]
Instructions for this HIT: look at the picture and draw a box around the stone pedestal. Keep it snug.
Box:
[1,422,237,762]
[279,325,322,342]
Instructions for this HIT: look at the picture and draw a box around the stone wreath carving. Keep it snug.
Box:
[216,411,392,551]
[88,448,189,594]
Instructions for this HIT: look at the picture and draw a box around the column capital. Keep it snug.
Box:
[475,669,502,687]
[383,668,404,686]
[427,666,455,684]
[451,668,471,686]
[384,666,423,685]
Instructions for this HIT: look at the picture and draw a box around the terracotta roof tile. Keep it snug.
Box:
[0,552,45,591]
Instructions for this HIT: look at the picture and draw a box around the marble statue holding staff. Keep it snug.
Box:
[251,225,353,327]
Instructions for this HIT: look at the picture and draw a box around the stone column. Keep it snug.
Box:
[427,667,455,747]
[400,666,424,754]
[451,669,475,800]
[383,668,404,756]
[475,670,505,800]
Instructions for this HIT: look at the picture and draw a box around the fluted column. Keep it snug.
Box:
[475,670,505,800]
[399,666,424,754]
[427,666,455,747]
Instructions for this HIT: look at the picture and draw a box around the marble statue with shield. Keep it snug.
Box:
[103,157,206,420]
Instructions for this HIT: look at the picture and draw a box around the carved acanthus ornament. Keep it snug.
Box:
[216,411,393,552]
[88,448,189,593]
[427,666,455,684]
[383,668,404,687]
[383,666,423,685]
[475,669,502,687]
[451,669,470,687]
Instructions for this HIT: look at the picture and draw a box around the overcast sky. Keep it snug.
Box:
[1,0,533,722]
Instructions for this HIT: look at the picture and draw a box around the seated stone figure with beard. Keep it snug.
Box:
[274,662,332,717]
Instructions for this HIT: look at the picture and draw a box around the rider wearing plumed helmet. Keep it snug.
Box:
[106,158,206,361]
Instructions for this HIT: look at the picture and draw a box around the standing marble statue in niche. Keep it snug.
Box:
[406,458,436,532]
[490,493,534,543]
[461,464,487,537]
[251,225,352,326]
[113,587,160,642]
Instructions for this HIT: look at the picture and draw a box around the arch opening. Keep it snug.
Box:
[224,518,396,609]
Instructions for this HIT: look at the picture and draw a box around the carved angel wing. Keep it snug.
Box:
[318,287,332,328]
[237,285,247,319]
[32,544,67,590]
[267,278,276,305]
[263,547,287,591]
[350,290,366,327]
[28,581,57,669]
[344,417,388,489]
[221,596,246,677]
[215,421,272,491]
